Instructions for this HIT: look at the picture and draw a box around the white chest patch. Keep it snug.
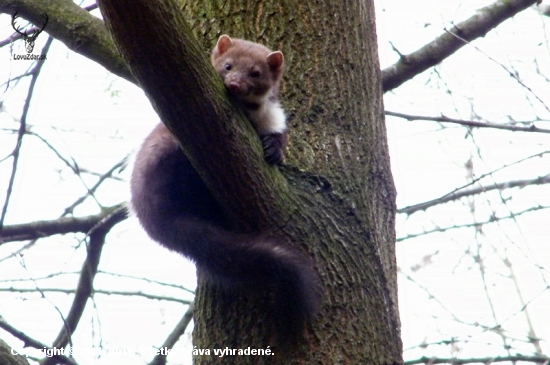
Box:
[247,99,287,135]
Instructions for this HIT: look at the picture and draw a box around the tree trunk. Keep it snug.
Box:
[98,0,401,363]
[0,340,30,365]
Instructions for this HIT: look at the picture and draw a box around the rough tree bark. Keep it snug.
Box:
[96,0,400,364]
[0,0,544,364]
[0,0,399,363]
[0,340,29,365]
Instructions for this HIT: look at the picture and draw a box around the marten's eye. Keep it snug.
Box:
[225,63,232,71]
[250,70,261,78]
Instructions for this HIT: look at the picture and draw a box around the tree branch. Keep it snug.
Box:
[0,339,30,365]
[386,111,550,134]
[97,0,290,231]
[96,0,321,355]
[0,319,76,365]
[0,0,132,83]
[397,205,550,242]
[149,302,194,365]
[381,0,539,92]
[0,204,126,244]
[0,38,51,235]
[405,354,550,365]
[2,0,537,102]
[42,206,127,365]
[0,287,191,305]
[398,175,550,215]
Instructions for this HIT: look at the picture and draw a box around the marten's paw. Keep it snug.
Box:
[261,133,287,165]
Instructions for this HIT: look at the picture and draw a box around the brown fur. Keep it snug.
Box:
[212,35,288,164]
[130,37,318,349]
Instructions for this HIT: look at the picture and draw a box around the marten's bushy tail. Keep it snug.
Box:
[169,218,319,345]
[130,123,319,347]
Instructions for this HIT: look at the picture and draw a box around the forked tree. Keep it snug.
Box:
[1,0,400,364]
[101,0,400,363]
[2,0,545,364]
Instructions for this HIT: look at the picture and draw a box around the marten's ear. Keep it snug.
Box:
[266,51,284,72]
[216,35,234,55]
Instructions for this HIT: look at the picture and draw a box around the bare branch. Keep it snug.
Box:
[397,205,550,241]
[444,29,550,114]
[405,354,550,365]
[398,175,550,215]
[0,0,133,83]
[42,207,127,365]
[0,288,191,305]
[0,204,126,244]
[386,111,550,134]
[149,302,194,365]
[0,317,77,365]
[96,271,195,294]
[61,157,127,216]
[0,38,52,235]
[382,0,539,92]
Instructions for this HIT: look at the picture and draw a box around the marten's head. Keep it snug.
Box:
[211,35,284,103]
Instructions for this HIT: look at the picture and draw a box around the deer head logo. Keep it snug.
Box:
[11,11,49,54]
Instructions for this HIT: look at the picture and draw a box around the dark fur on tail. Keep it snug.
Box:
[130,123,318,346]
